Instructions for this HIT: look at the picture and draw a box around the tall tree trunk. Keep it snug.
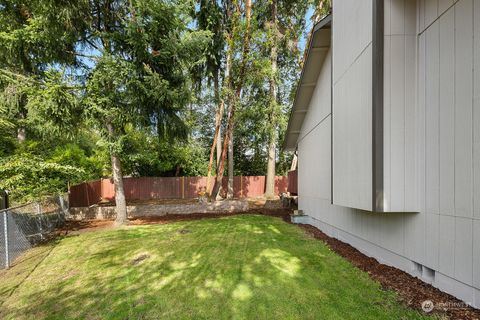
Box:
[313,0,326,23]
[111,152,127,225]
[265,135,276,198]
[107,121,127,225]
[265,0,278,199]
[216,127,222,167]
[17,110,26,143]
[206,99,224,195]
[227,130,234,198]
[211,0,252,199]
[206,52,230,195]
[211,99,235,199]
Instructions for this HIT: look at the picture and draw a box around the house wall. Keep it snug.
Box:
[332,0,373,211]
[298,49,332,203]
[416,0,480,291]
[298,0,480,307]
[383,0,418,212]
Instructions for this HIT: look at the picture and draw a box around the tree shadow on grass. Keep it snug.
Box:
[0,215,433,320]
[0,239,62,306]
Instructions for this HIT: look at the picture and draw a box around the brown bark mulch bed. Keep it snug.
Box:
[298,223,480,320]
[61,209,479,319]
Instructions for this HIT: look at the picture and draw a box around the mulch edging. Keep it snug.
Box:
[298,223,480,320]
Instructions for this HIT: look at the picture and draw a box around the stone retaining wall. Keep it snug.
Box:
[68,199,250,220]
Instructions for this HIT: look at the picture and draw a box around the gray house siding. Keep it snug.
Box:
[332,0,373,211]
[293,0,480,308]
[384,0,417,212]
[416,0,480,290]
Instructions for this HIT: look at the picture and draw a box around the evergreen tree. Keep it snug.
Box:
[79,0,210,224]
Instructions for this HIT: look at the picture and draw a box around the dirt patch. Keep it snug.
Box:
[60,220,115,235]
[61,209,292,231]
[298,224,480,320]
[61,270,80,281]
[127,208,292,226]
[131,254,150,266]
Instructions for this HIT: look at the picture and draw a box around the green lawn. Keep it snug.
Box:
[0,214,436,319]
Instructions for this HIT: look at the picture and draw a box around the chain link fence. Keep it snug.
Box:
[0,194,69,269]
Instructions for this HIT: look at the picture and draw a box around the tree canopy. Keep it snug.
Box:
[0,0,331,208]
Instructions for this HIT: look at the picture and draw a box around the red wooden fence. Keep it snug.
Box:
[287,170,298,195]
[69,176,289,207]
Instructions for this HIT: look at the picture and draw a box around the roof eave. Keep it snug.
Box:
[283,14,332,152]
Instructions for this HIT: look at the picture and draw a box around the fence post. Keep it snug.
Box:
[181,177,185,199]
[240,175,243,198]
[59,195,65,212]
[58,195,66,224]
[3,211,9,269]
[36,202,44,240]
[85,182,90,207]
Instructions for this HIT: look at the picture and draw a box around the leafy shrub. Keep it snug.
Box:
[0,154,85,204]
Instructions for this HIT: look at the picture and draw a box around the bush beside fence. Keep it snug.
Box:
[69,176,289,208]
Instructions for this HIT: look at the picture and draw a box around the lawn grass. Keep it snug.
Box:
[0,214,437,319]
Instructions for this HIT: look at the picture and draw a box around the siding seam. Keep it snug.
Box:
[297,113,331,144]
[418,1,456,36]
[372,0,384,212]
[453,1,456,277]
[471,0,475,286]
[333,42,373,86]
[437,7,441,270]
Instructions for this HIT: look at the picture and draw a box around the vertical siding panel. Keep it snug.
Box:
[425,0,438,27]
[454,0,474,218]
[385,0,392,36]
[438,0,454,16]
[391,35,406,211]
[425,23,440,214]
[404,212,426,264]
[384,35,391,211]
[439,9,455,215]
[473,220,480,288]
[405,35,417,211]
[417,33,427,213]
[405,0,417,35]
[382,214,405,254]
[320,120,332,200]
[407,32,427,263]
[332,0,374,213]
[391,0,405,35]
[473,0,480,219]
[425,213,440,269]
[455,217,473,284]
[333,46,373,211]
[418,0,425,34]
[416,33,427,264]
[439,215,455,277]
